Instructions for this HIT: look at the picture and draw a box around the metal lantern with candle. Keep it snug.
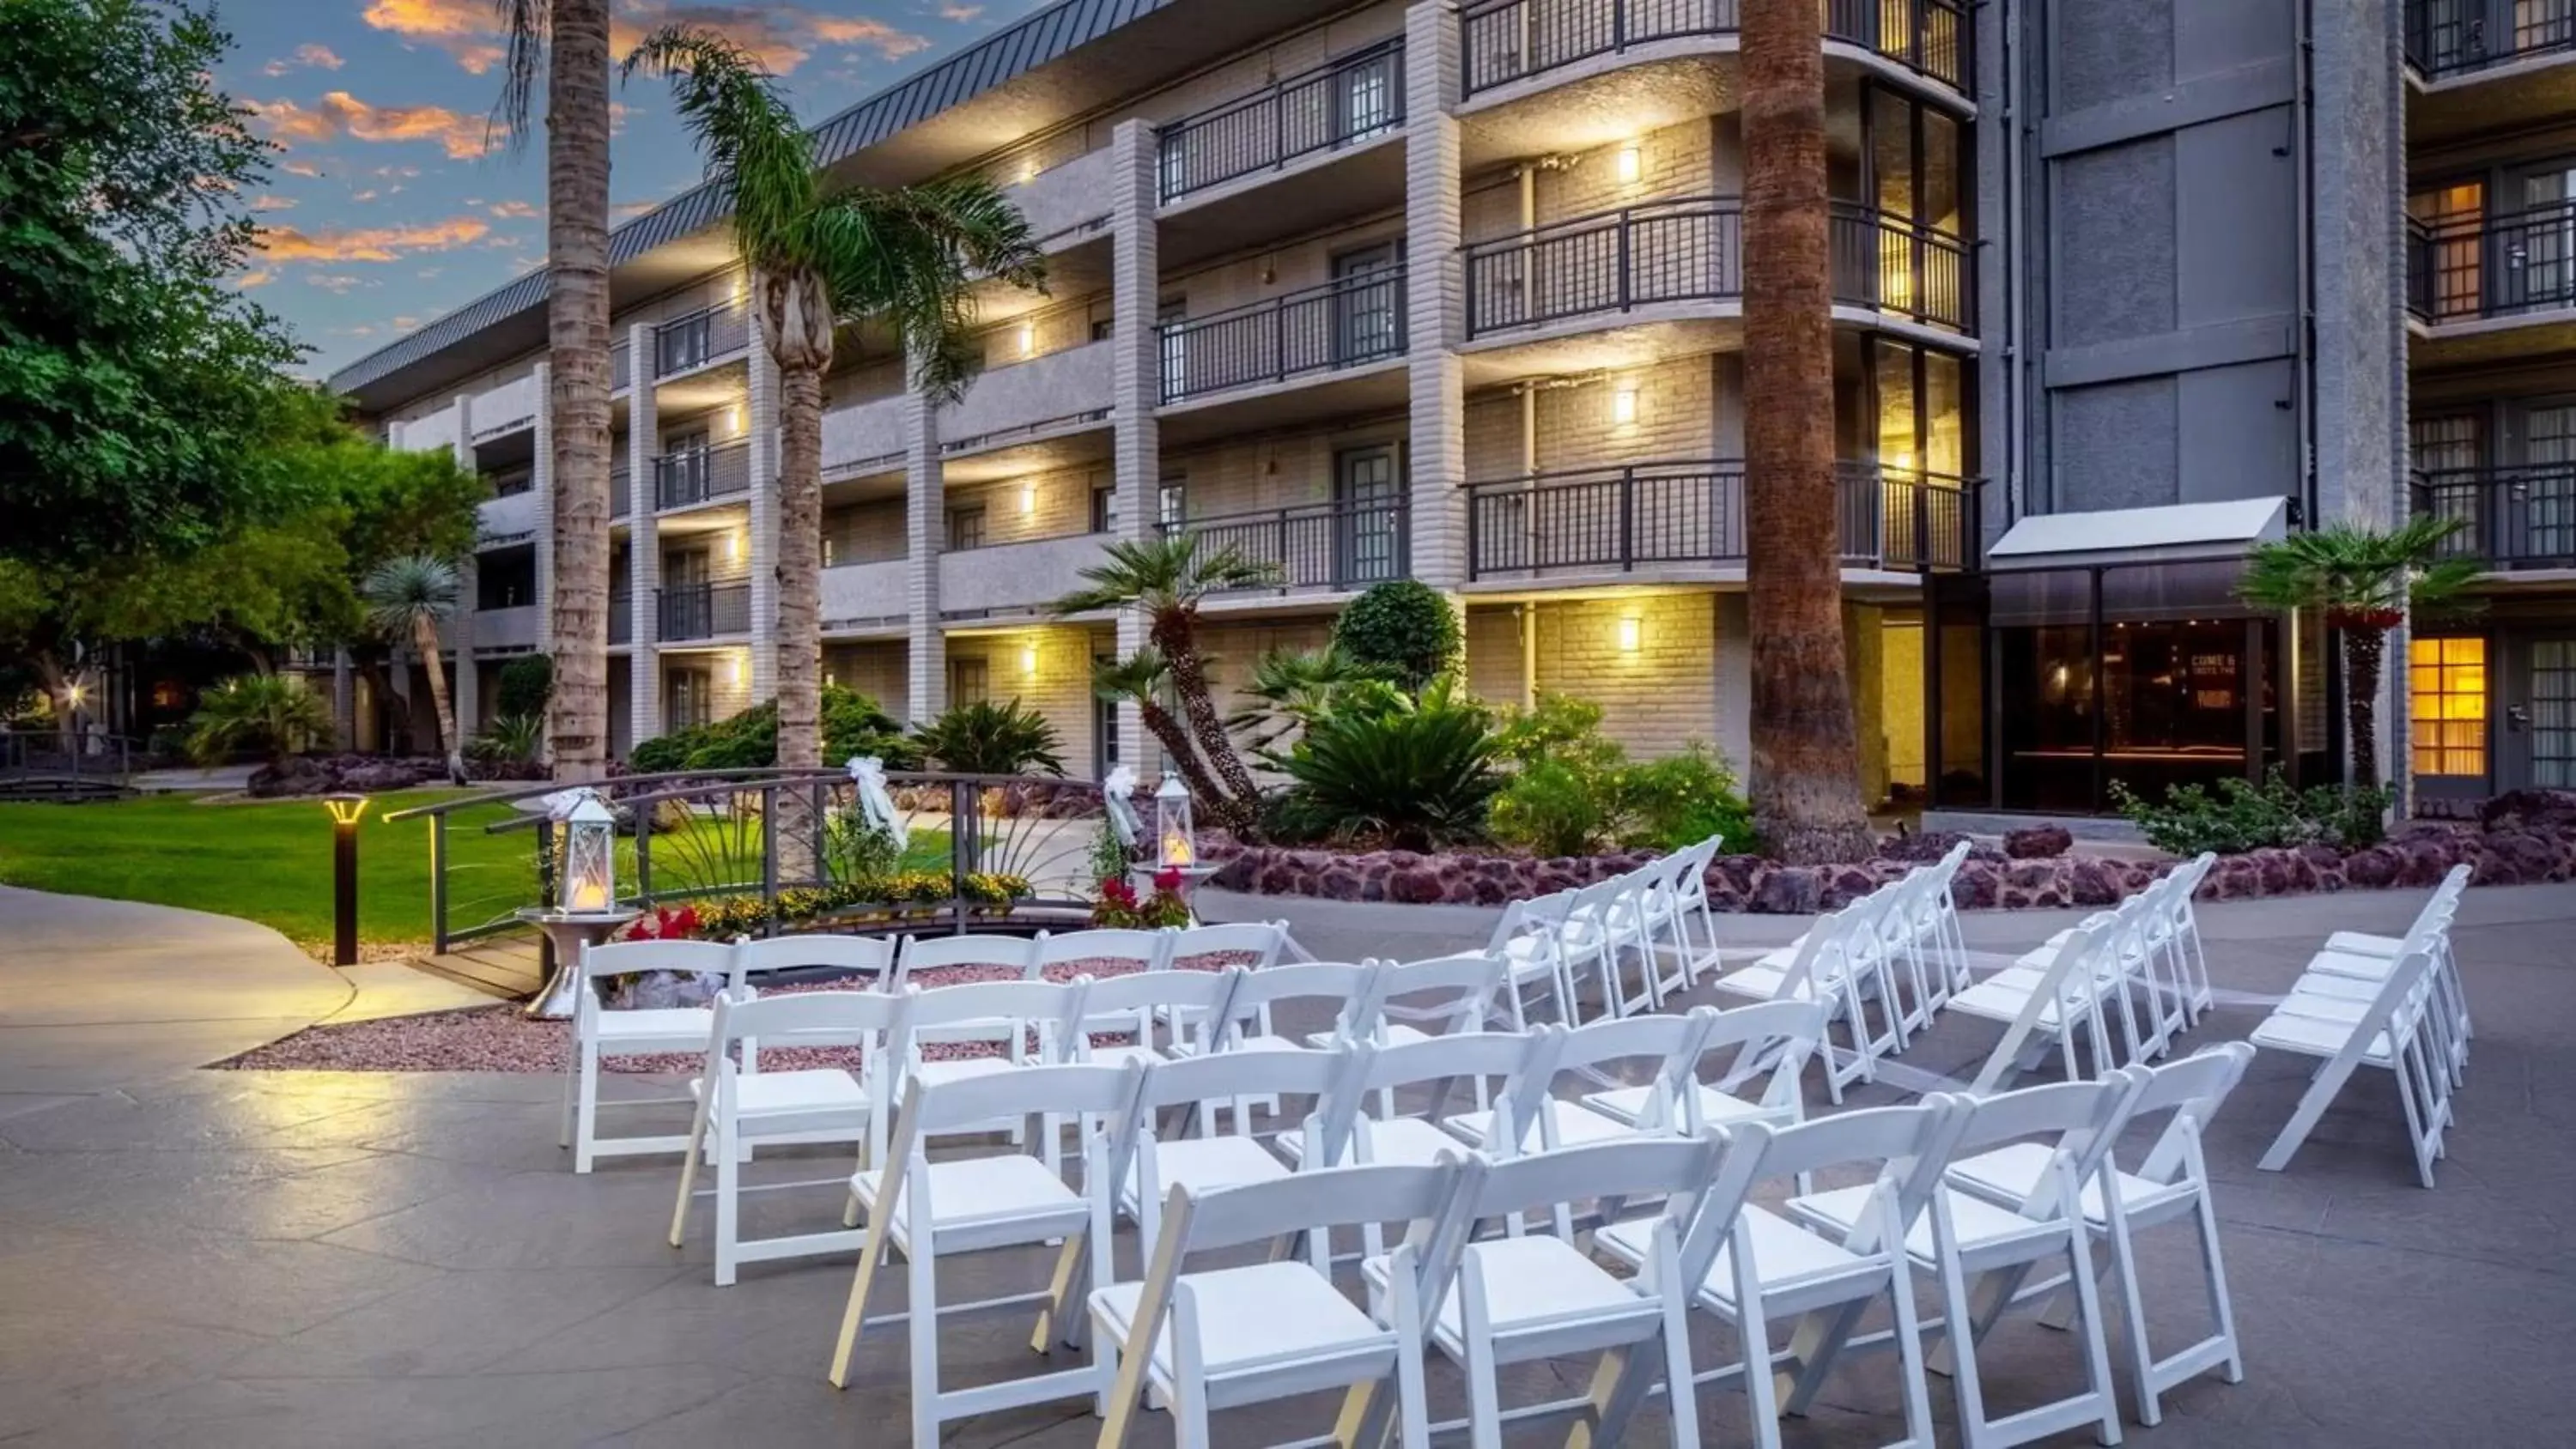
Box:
[1153,771,1194,870]
[519,786,638,1020]
[559,789,618,913]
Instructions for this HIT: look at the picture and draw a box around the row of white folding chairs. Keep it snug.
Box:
[1480,834,1729,1028]
[1084,1041,2256,1449]
[2253,865,2473,1188]
[815,999,1831,1445]
[1706,841,1976,1100]
[561,922,1290,1172]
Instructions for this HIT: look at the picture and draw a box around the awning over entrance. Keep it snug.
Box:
[1986,497,2290,573]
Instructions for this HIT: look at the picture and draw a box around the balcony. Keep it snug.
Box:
[1458,0,1967,97]
[479,487,538,541]
[1010,146,1114,245]
[1158,267,1408,405]
[1463,458,1974,579]
[821,557,908,627]
[2408,0,2576,78]
[611,466,632,519]
[610,596,632,646]
[823,392,909,476]
[653,298,751,379]
[2409,201,2576,324]
[473,604,539,652]
[612,340,631,392]
[1168,497,1411,595]
[1829,203,1973,331]
[942,338,1115,452]
[2414,464,2576,571]
[1466,198,1741,338]
[658,582,751,641]
[469,373,539,440]
[938,532,1109,618]
[655,439,752,511]
[1157,40,1406,207]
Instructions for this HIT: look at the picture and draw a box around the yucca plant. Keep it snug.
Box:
[187,673,333,767]
[1274,678,1503,852]
[914,697,1066,776]
[361,552,465,783]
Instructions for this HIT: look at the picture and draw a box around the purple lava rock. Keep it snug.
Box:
[2479,788,2576,834]
[2069,858,2123,906]
[2005,825,2075,859]
[1388,868,1444,905]
[1878,830,1971,864]
[1751,868,1821,915]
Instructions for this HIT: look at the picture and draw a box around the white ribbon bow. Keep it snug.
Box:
[1103,764,1140,848]
[845,755,908,851]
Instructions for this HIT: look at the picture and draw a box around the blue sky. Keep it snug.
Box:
[218,0,1054,378]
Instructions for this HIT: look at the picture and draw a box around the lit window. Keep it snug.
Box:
[2409,636,2488,779]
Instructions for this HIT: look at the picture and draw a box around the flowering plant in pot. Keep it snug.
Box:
[1092,868,1192,929]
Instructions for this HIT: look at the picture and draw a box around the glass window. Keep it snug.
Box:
[1157,480,1187,529]
[1091,485,1119,535]
[2409,636,2488,778]
[947,506,987,552]
[949,658,989,706]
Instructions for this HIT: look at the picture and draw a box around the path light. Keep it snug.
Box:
[560,789,618,913]
[1154,770,1195,870]
[323,793,368,967]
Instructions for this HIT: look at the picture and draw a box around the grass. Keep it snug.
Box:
[0,789,955,947]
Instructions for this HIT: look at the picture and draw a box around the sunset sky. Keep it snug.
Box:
[220,0,1054,377]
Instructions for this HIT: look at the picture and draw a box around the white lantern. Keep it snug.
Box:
[560,790,617,913]
[1154,771,1194,870]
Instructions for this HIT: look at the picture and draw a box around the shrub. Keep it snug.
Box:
[1617,745,1753,852]
[1486,694,1752,856]
[1487,759,1608,857]
[468,711,544,765]
[1274,678,1500,851]
[1332,579,1462,693]
[628,685,921,775]
[2111,767,2395,856]
[1092,869,1193,928]
[495,654,553,719]
[914,697,1066,776]
[187,673,332,765]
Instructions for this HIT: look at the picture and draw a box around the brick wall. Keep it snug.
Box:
[823,641,910,720]
[1467,591,1722,761]
[941,624,1109,777]
[822,498,906,566]
[1464,355,1725,479]
[1165,420,1411,520]
[947,464,1110,547]
[975,292,1114,371]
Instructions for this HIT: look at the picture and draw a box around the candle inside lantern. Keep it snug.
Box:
[569,878,609,912]
[1161,831,1194,868]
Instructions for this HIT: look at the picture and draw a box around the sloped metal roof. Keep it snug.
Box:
[326,0,1175,397]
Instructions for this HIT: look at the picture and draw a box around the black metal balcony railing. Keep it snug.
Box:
[656,582,750,641]
[609,596,633,646]
[1830,203,1973,330]
[654,439,752,510]
[2408,201,2576,322]
[654,298,751,378]
[1158,266,1409,404]
[1157,39,1406,203]
[1464,458,1974,577]
[2408,0,2576,77]
[1466,198,1741,336]
[612,340,631,392]
[1163,496,1412,591]
[1459,0,1967,95]
[2414,464,2576,568]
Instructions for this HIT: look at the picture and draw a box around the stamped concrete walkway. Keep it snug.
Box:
[0,882,2572,1446]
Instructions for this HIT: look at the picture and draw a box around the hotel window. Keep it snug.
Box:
[1157,480,1187,530]
[2409,636,2488,779]
[949,658,989,706]
[947,505,987,552]
[1091,484,1119,535]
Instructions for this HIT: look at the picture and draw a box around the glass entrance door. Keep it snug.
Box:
[2510,164,2576,312]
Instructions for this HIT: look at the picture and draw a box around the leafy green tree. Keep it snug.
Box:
[2239,518,2483,790]
[0,0,303,571]
[361,555,466,783]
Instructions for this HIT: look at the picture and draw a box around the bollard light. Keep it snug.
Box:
[1153,770,1195,870]
[323,792,368,967]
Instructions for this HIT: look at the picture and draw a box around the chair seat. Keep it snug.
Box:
[2250,1010,2395,1064]
[1711,964,1827,1003]
[1789,1183,2048,1262]
[1443,1098,1635,1153]
[1125,1135,1288,1210]
[1364,1234,1645,1356]
[688,1068,868,1120]
[1091,1262,1390,1390]
[2273,991,2375,1026]
[1084,1042,1168,1072]
[593,1007,714,1049]
[1945,1142,2198,1225]
[1947,978,2086,1029]
[2286,971,2381,1004]
[2306,948,2403,982]
[850,1155,1079,1252]
[1601,1204,1860,1310]
[2323,930,2405,958]
[1581,1082,1783,1131]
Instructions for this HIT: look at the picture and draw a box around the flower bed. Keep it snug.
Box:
[1206,791,2576,912]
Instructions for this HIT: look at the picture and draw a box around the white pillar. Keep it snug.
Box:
[747,343,781,700]
[1109,117,1163,771]
[1405,3,1467,590]
[903,373,946,722]
[627,322,662,743]
[531,361,556,627]
[450,391,479,734]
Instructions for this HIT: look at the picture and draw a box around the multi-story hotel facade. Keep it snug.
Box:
[322,0,2565,822]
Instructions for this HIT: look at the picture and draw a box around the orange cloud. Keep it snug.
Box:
[247,194,297,212]
[937,3,983,19]
[360,0,506,72]
[258,217,493,264]
[363,0,927,77]
[489,199,539,219]
[264,43,346,76]
[249,92,499,160]
[280,160,325,178]
[237,270,275,288]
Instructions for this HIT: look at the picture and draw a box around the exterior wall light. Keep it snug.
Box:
[1018,321,1037,358]
[1618,615,1643,653]
[1021,642,1040,677]
[1611,386,1639,426]
[1020,482,1038,516]
[1613,143,1642,185]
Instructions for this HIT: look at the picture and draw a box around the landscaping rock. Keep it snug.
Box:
[1878,830,1971,864]
[246,755,331,797]
[2478,788,2576,834]
[2004,825,2074,859]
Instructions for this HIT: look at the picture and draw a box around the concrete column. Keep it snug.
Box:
[449,391,479,733]
[1404,3,1468,588]
[746,344,781,700]
[628,323,662,743]
[902,379,946,722]
[531,361,555,626]
[1108,117,1163,770]
[331,654,355,749]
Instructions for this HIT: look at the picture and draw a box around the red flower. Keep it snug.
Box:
[1152,867,1183,894]
[1098,876,1138,906]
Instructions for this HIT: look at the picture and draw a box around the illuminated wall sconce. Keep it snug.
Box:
[723,654,744,686]
[1020,643,1040,677]
[1617,615,1643,653]
[720,532,741,563]
[1613,143,1642,185]
[727,275,745,306]
[1019,482,1038,516]
[1018,157,1040,185]
[1610,386,1639,426]
[1017,321,1037,358]
[726,403,744,433]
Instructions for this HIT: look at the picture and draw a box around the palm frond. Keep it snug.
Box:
[360,554,461,637]
[803,179,1047,404]
[489,0,549,153]
[620,27,814,269]
[2238,517,2481,621]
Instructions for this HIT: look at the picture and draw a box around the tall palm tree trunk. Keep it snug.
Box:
[1153,627,1260,828]
[412,617,465,783]
[544,0,615,783]
[1138,696,1230,813]
[2344,627,2387,790]
[1741,0,1873,864]
[775,362,824,771]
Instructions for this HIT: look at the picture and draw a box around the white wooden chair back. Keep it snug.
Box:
[1078,966,1244,1062]
[732,933,896,985]
[902,976,1092,1063]
[1036,927,1173,979]
[1371,951,1508,1040]
[1214,960,1385,1050]
[1965,914,2120,1095]
[893,931,1042,986]
[1541,1008,1718,1137]
[1165,919,1288,968]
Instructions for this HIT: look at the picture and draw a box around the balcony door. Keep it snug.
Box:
[1331,244,1401,366]
[2511,163,2576,311]
[2409,181,2484,319]
[2518,400,2576,561]
[665,665,713,731]
[2522,639,2576,789]
[663,428,710,506]
[1334,445,1401,587]
[1334,46,1397,145]
[2412,412,2488,555]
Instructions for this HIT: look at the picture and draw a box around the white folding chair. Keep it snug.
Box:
[562,937,745,1172]
[1484,890,1581,1030]
[1601,853,1690,1013]
[1662,834,1728,989]
[1551,876,1631,1022]
[1947,1044,2254,1427]
[1165,919,1290,971]
[898,977,1093,1163]
[2149,853,2218,1021]
[1038,926,1173,1060]
[1904,840,1976,1010]
[1076,962,1242,1073]
[2253,943,2449,1186]
[826,1059,1148,1442]
[1712,895,1891,1101]
[1120,1046,1359,1261]
[1956,915,2125,1094]
[1444,1011,1716,1229]
[1594,1099,1966,1449]
[1091,1159,1472,1449]
[1580,998,1826,1149]
[1319,951,1506,1048]
[671,986,910,1285]
[1292,1031,1557,1258]
[891,931,1041,989]
[1391,1134,1734,1449]
[2301,865,2473,1079]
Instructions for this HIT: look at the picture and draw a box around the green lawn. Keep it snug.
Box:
[0,790,963,947]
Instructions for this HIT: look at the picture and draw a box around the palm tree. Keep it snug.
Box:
[2239,517,2483,791]
[187,673,334,769]
[362,554,468,783]
[1741,0,1873,864]
[1054,534,1278,832]
[622,28,1045,777]
[494,0,615,782]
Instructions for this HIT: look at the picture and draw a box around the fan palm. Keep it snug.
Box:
[1091,648,1231,808]
[187,673,334,768]
[623,29,1046,776]
[493,0,616,782]
[2239,516,2483,790]
[1054,533,1279,831]
[1224,645,1400,765]
[362,554,466,783]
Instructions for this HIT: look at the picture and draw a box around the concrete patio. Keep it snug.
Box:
[0,882,2570,1446]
